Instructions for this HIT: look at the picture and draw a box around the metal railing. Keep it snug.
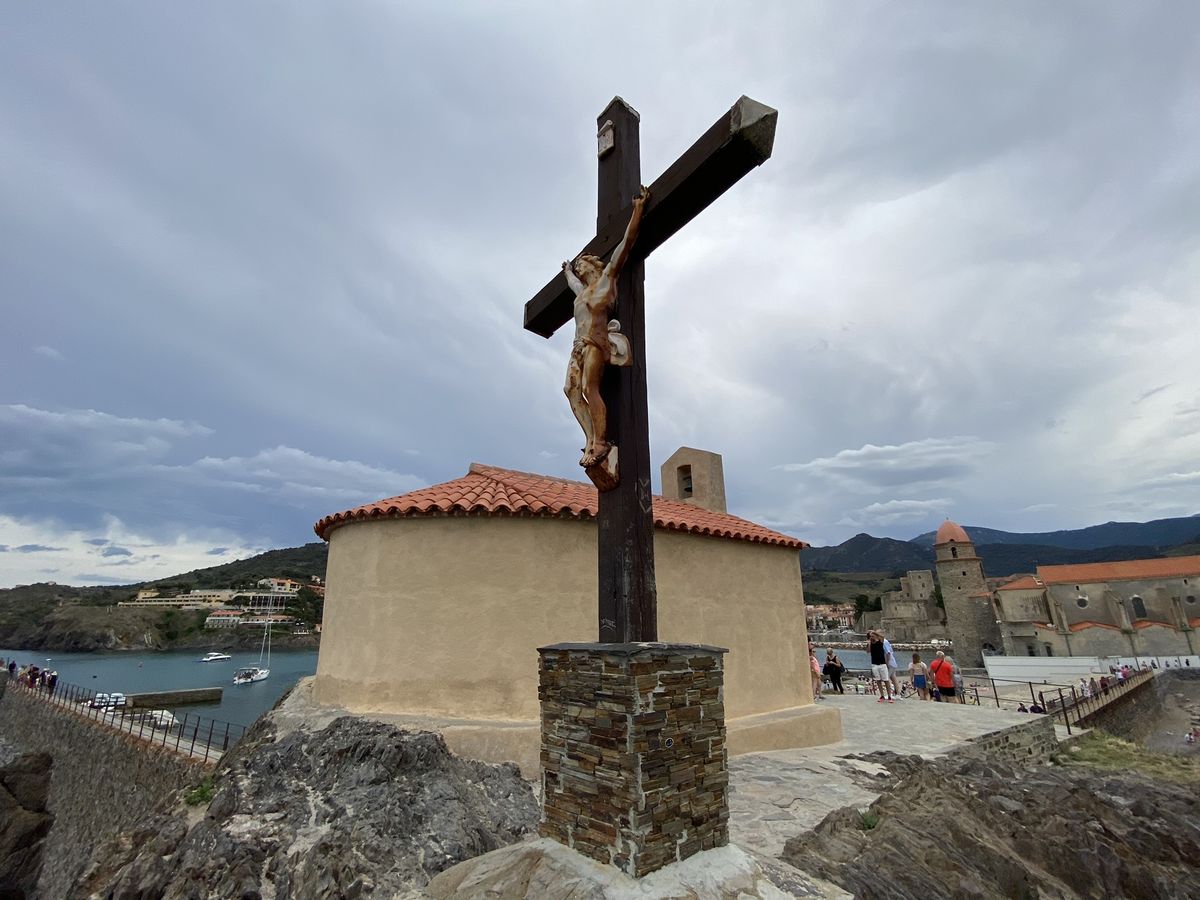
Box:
[974,669,1155,735]
[5,672,247,764]
[835,666,1156,735]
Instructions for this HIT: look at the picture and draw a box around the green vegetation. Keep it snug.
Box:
[803,571,898,605]
[183,776,216,806]
[163,543,328,591]
[858,811,880,830]
[290,586,324,626]
[1054,732,1200,784]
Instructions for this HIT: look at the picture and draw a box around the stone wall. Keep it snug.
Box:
[956,715,1059,765]
[0,681,206,898]
[1076,671,1162,742]
[539,643,728,878]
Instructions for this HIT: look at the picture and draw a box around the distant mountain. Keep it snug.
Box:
[909,514,1200,550]
[801,534,931,574]
[801,534,1170,577]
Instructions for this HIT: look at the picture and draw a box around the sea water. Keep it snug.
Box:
[0,645,318,728]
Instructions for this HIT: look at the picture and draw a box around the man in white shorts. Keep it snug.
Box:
[868,630,894,703]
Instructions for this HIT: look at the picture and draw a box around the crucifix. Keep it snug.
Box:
[524,96,777,644]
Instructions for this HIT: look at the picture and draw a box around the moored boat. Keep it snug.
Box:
[233,666,269,684]
[200,651,232,662]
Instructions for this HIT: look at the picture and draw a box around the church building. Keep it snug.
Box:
[311,447,841,773]
[994,556,1200,658]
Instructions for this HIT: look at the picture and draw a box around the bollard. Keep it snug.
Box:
[990,678,1000,708]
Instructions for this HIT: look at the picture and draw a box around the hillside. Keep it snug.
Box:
[800,534,930,574]
[909,514,1200,550]
[802,535,1171,577]
[0,544,329,652]
[150,543,329,590]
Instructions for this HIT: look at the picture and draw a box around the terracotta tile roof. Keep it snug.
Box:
[314,462,808,549]
[935,520,972,545]
[997,575,1043,592]
[1036,555,1200,585]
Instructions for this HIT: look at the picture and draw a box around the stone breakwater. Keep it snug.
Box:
[0,673,205,899]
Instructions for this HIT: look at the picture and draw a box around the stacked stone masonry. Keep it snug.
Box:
[538,643,728,878]
[957,716,1058,765]
[0,676,206,898]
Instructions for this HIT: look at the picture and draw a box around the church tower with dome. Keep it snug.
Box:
[933,520,1003,667]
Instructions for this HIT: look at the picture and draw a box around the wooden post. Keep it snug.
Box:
[595,98,657,644]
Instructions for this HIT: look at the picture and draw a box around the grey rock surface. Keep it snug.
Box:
[783,752,1200,900]
[70,716,538,899]
[0,752,54,900]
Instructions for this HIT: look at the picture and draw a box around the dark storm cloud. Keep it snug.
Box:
[1,2,1198,583]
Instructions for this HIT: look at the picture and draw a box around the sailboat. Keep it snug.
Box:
[233,602,272,685]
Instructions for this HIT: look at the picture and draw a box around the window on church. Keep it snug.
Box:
[1044,644,1054,656]
[1026,644,1036,656]
[951,546,958,559]
[1076,596,1089,609]
[961,571,967,577]
[677,465,693,498]
[1187,595,1197,605]
[1131,596,1147,619]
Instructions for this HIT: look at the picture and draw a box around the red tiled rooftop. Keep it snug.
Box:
[314,463,808,549]
[1036,555,1200,585]
[934,520,971,545]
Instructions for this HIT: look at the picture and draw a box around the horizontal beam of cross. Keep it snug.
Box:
[523,96,778,338]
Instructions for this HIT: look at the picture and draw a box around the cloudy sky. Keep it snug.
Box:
[2,3,1198,587]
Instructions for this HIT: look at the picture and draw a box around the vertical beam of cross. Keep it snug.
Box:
[595,98,657,643]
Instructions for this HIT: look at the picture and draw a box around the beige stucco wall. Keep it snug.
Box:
[313,515,816,725]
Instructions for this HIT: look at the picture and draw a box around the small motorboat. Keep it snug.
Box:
[200,651,232,662]
[233,666,269,685]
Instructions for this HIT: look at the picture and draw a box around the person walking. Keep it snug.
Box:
[909,652,930,700]
[880,630,901,697]
[868,630,894,703]
[929,651,956,702]
[824,650,846,695]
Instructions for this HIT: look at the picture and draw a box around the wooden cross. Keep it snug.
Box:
[524,96,777,643]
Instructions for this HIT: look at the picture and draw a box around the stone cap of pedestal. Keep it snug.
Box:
[537,641,728,656]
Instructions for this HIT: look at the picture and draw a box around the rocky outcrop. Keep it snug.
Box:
[783,752,1200,900]
[70,716,538,899]
[426,838,812,899]
[0,752,54,899]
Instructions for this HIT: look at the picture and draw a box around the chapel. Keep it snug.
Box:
[311,447,841,773]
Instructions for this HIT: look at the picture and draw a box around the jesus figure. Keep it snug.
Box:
[562,185,649,468]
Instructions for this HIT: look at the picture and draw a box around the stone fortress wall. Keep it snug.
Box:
[0,672,205,898]
[880,569,947,642]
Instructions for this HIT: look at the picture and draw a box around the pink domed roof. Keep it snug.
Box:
[935,520,971,545]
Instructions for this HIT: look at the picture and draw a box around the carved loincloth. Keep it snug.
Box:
[571,321,631,368]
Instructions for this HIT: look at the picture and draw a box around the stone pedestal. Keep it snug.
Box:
[537,642,729,878]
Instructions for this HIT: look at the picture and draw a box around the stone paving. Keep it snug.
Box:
[729,691,1068,860]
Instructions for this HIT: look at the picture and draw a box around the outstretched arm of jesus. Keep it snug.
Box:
[562,261,585,295]
[605,185,649,279]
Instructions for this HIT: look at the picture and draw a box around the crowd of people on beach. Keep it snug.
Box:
[2,657,59,694]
